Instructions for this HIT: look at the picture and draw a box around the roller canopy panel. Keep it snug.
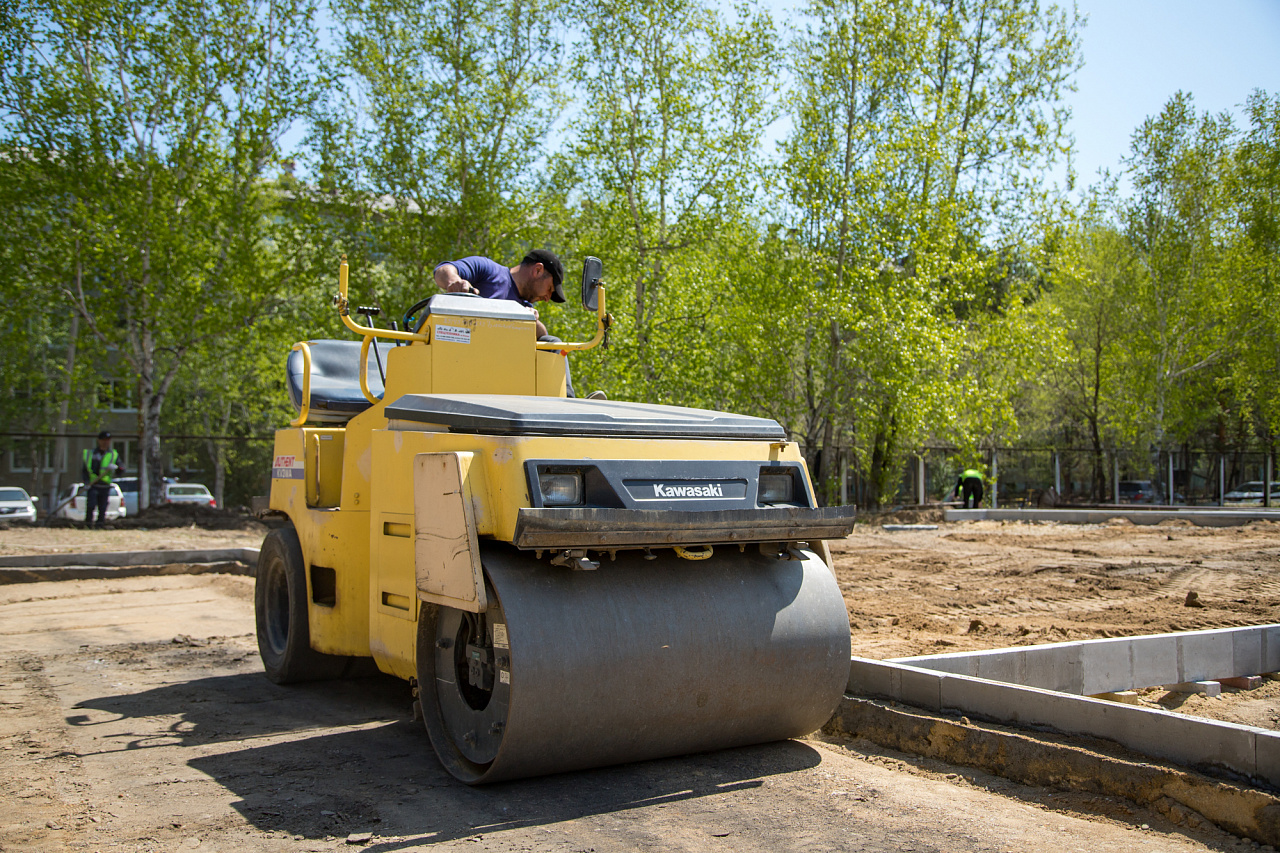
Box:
[385,394,788,440]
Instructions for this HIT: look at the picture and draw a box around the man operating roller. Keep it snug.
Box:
[433,250,565,338]
[434,250,600,399]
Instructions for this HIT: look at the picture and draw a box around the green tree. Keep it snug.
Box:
[557,0,781,404]
[776,0,1081,504]
[1227,90,1280,453]
[1035,212,1132,499]
[0,0,319,505]
[1113,92,1252,451]
[321,0,562,311]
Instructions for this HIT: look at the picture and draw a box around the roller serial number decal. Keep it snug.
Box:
[435,325,472,344]
[272,455,305,479]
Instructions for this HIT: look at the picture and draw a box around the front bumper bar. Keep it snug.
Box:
[512,505,857,549]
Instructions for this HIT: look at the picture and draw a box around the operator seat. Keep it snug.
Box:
[286,340,386,423]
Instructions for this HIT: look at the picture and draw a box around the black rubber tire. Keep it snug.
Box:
[255,525,349,683]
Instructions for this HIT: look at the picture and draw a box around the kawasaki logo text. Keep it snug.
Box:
[653,483,724,499]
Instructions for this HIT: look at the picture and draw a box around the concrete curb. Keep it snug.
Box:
[0,561,254,585]
[826,696,1280,846]
[945,507,1280,526]
[849,655,1280,787]
[0,548,259,568]
[892,625,1280,696]
[0,549,259,585]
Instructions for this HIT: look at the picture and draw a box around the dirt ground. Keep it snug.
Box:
[2,518,1280,851]
[833,516,1280,731]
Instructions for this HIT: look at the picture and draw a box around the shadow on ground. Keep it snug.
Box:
[69,669,823,845]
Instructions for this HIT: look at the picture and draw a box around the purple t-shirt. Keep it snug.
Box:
[436,257,531,307]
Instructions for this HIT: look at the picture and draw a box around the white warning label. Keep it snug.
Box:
[499,670,510,685]
[435,325,471,344]
[492,623,509,648]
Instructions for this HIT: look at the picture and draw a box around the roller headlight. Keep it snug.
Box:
[539,472,584,506]
[758,473,794,505]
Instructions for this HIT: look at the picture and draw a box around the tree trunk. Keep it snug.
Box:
[50,292,81,508]
[203,401,232,509]
[142,385,165,509]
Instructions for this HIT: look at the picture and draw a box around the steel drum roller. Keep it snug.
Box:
[417,542,852,783]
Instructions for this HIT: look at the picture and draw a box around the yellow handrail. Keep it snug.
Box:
[335,257,431,344]
[358,334,380,405]
[289,342,312,427]
[534,284,611,352]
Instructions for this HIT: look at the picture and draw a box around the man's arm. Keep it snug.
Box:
[433,263,477,294]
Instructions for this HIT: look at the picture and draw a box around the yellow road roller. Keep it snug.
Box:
[257,257,856,783]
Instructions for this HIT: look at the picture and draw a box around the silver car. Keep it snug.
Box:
[163,482,217,507]
[1224,481,1280,506]
[0,487,38,523]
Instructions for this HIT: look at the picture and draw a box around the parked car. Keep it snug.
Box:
[54,482,125,521]
[0,487,38,524]
[1118,480,1160,504]
[163,482,217,507]
[1224,481,1280,507]
[115,476,177,516]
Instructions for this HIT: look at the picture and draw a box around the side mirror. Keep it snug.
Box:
[581,256,603,312]
[31,495,39,503]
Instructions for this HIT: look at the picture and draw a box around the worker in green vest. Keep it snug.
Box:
[955,467,985,509]
[81,430,120,528]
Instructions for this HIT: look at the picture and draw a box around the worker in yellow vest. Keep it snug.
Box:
[82,430,120,528]
[955,467,985,509]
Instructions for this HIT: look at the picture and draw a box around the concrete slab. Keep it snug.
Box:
[1262,626,1280,673]
[1257,731,1280,783]
[1081,638,1131,695]
[1129,634,1181,689]
[1232,630,1265,678]
[1179,631,1235,683]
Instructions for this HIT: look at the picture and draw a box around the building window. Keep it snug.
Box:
[98,379,138,413]
[8,440,54,473]
[115,438,135,475]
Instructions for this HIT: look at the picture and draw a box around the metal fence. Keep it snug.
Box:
[6,429,1276,512]
[880,447,1277,509]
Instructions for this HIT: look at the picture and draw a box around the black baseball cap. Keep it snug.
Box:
[97,430,112,440]
[523,249,565,303]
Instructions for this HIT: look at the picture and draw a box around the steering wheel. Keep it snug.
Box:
[402,291,481,332]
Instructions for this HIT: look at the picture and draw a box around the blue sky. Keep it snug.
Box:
[1065,0,1280,188]
[305,0,1279,198]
